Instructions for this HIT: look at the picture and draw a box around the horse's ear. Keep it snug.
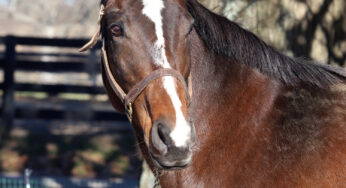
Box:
[79,29,101,52]
[79,5,105,52]
[101,64,126,114]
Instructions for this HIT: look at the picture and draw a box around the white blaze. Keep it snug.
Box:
[142,0,190,147]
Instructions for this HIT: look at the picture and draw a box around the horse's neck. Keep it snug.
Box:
[189,30,282,137]
[160,31,345,188]
[161,31,284,186]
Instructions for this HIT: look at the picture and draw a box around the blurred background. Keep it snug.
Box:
[0,0,345,188]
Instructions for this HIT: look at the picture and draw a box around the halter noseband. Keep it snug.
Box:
[80,5,191,122]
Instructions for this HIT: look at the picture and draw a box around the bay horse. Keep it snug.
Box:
[81,0,346,187]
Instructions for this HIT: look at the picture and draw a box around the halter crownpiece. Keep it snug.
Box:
[80,5,192,123]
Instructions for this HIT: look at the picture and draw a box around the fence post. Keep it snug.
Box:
[88,48,98,103]
[0,36,16,142]
[88,48,98,85]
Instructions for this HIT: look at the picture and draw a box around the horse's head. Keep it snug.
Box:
[97,0,195,169]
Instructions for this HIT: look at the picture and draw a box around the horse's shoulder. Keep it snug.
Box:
[273,83,345,158]
[274,83,346,178]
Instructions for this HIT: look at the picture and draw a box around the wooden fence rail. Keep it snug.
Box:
[0,36,127,138]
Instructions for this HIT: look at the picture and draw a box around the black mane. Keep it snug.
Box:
[187,0,346,87]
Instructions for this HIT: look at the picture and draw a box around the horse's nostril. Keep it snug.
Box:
[157,123,173,146]
[151,121,170,154]
[157,125,167,144]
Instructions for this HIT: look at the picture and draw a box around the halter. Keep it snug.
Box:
[100,40,190,122]
[80,5,192,188]
[80,5,191,123]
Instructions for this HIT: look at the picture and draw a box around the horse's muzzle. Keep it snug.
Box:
[150,119,195,169]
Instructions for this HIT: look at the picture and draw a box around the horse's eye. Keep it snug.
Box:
[110,24,123,37]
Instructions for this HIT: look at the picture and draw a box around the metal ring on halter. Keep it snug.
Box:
[125,102,133,123]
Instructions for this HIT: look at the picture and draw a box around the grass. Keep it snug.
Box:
[58,93,91,101]
[0,132,140,178]
[15,92,48,100]
[15,92,93,101]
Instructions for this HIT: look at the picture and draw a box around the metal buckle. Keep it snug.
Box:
[125,102,133,123]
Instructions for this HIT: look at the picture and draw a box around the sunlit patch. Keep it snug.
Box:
[331,84,346,92]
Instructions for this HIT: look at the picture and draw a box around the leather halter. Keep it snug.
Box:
[100,41,190,122]
[80,5,191,122]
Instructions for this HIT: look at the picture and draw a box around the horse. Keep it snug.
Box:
[80,0,346,187]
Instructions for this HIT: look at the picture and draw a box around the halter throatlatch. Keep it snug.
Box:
[79,5,191,123]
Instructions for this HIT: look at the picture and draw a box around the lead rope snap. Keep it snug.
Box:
[125,102,133,123]
[153,169,162,188]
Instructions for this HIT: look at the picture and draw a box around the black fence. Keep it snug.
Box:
[0,36,128,136]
